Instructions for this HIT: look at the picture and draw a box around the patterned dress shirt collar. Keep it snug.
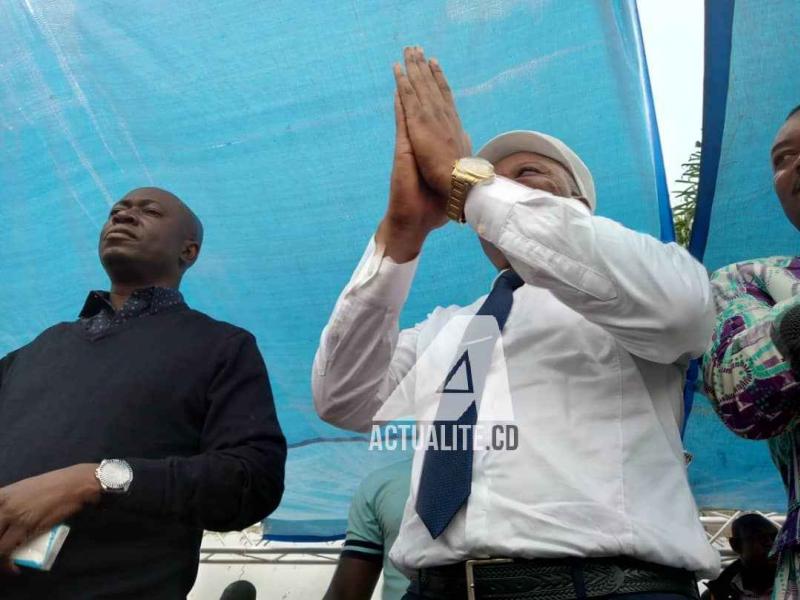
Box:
[78,286,184,338]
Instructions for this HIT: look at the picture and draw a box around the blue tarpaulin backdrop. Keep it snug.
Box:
[683,0,800,514]
[0,0,777,540]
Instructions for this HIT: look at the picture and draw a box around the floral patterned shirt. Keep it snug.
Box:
[703,256,800,555]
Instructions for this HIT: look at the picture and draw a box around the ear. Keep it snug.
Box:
[179,240,200,270]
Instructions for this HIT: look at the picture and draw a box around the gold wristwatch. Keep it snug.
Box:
[446,157,496,223]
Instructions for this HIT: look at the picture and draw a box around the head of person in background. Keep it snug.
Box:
[771,105,800,230]
[220,580,257,600]
[100,186,204,292]
[473,131,595,270]
[730,513,778,576]
[703,514,778,600]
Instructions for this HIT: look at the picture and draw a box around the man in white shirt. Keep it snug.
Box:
[313,46,719,599]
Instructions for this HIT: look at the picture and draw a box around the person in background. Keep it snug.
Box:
[313,46,719,599]
[703,105,800,600]
[0,187,286,599]
[702,514,778,600]
[324,458,412,600]
[220,580,258,600]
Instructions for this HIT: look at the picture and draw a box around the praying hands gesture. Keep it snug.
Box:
[394,46,472,195]
[377,47,471,262]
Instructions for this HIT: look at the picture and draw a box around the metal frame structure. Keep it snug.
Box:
[200,529,341,566]
[199,510,786,567]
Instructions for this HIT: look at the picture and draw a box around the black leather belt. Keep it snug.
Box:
[409,556,699,600]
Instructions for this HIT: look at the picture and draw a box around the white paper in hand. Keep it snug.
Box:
[11,525,70,571]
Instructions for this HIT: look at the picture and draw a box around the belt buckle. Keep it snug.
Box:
[465,558,513,600]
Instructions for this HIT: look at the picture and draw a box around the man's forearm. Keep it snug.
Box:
[704,271,800,439]
[376,217,427,264]
[465,176,714,362]
[703,349,800,440]
[312,236,420,431]
[116,447,285,531]
[704,321,800,439]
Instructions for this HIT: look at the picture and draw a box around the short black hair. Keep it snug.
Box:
[731,513,778,539]
[220,580,256,600]
[787,104,800,120]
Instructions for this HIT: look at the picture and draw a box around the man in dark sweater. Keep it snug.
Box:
[0,188,287,599]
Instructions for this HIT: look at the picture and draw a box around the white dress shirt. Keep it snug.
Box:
[312,176,720,578]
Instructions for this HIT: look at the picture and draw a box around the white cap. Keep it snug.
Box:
[477,130,596,212]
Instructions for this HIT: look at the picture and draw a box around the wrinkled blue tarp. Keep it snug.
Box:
[685,0,800,513]
[0,0,676,539]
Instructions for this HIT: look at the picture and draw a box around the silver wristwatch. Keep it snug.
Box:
[95,459,133,494]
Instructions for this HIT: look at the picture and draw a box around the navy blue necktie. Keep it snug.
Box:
[416,269,524,539]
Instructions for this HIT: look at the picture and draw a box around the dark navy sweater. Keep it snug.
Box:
[0,298,286,599]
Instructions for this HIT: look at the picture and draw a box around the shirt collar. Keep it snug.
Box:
[79,287,184,318]
[491,268,522,290]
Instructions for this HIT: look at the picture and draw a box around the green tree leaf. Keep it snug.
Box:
[672,141,701,247]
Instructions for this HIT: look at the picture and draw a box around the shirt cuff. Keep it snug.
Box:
[347,236,419,309]
[464,176,520,244]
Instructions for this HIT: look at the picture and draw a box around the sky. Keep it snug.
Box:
[637,0,704,202]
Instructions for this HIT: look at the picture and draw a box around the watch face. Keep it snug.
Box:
[458,157,494,178]
[101,460,132,489]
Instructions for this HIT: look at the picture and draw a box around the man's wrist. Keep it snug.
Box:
[73,464,103,506]
[376,217,427,263]
[433,164,453,198]
[448,157,496,223]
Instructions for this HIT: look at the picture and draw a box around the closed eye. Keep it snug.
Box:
[774,150,798,169]
[518,166,547,176]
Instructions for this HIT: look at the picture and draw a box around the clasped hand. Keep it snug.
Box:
[380,46,472,260]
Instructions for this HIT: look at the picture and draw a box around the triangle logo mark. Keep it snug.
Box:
[437,350,474,394]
